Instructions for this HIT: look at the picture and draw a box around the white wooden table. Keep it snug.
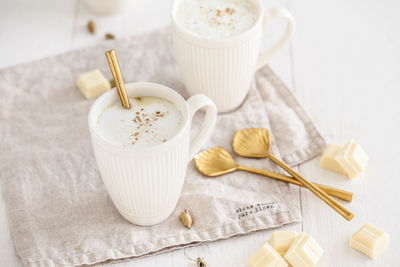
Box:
[1,0,399,266]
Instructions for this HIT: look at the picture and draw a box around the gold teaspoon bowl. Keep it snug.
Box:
[232,128,270,157]
[194,146,238,177]
[232,128,354,221]
[194,146,353,202]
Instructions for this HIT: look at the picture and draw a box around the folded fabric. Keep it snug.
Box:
[0,27,325,267]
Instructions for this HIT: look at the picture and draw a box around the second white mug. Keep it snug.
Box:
[172,0,295,112]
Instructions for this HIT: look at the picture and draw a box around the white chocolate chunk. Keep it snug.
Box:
[248,242,288,267]
[335,140,369,179]
[284,233,324,267]
[269,231,298,256]
[320,143,347,175]
[76,69,110,99]
[349,223,389,259]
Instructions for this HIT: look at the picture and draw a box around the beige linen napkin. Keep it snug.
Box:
[0,28,325,267]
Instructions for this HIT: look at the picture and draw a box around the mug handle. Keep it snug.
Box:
[256,7,295,70]
[187,94,217,162]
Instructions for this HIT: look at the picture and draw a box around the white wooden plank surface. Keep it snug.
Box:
[0,0,399,266]
[0,0,76,68]
[291,0,400,266]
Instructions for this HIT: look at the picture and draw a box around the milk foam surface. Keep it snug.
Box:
[96,97,183,147]
[176,0,258,39]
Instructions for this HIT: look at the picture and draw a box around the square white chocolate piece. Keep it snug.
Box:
[248,242,288,267]
[349,223,389,259]
[335,140,369,179]
[320,143,347,175]
[284,233,323,267]
[269,231,298,256]
[76,69,110,99]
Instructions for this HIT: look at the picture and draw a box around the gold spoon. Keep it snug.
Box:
[105,49,131,109]
[232,128,354,221]
[194,146,353,202]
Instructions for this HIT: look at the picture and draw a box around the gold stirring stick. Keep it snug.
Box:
[105,49,131,109]
[232,128,354,221]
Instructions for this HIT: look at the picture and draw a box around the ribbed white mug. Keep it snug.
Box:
[172,0,295,112]
[88,83,217,226]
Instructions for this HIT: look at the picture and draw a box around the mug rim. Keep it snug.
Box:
[171,0,264,44]
[88,82,191,153]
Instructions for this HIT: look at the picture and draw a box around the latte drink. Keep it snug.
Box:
[173,0,294,112]
[88,82,217,226]
[175,0,258,39]
[96,96,183,147]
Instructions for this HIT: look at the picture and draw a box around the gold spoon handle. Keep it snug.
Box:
[237,165,353,202]
[309,183,353,202]
[105,49,131,109]
[268,154,354,221]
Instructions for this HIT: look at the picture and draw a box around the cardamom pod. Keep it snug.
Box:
[180,209,192,228]
[87,20,95,34]
[197,258,206,267]
[105,33,115,40]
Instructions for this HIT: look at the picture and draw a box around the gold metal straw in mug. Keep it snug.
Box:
[105,49,131,109]
[232,128,354,221]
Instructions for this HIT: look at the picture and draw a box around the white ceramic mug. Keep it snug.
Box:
[88,82,217,226]
[172,0,295,112]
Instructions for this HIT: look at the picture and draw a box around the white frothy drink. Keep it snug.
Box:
[175,0,258,39]
[96,96,183,147]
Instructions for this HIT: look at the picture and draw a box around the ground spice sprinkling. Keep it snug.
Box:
[128,109,169,145]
